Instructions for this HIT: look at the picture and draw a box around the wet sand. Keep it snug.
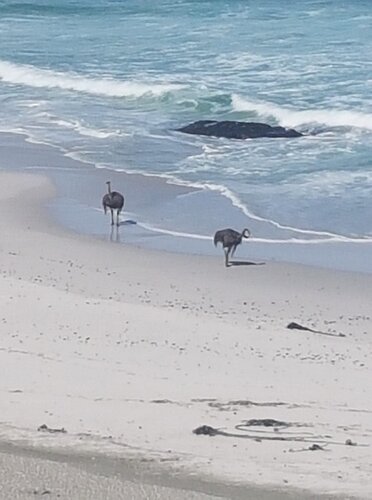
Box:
[0,444,223,500]
[0,441,325,500]
[1,130,372,273]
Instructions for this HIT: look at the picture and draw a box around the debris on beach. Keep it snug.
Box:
[287,322,314,331]
[308,444,326,451]
[151,399,174,404]
[345,438,357,446]
[193,423,367,452]
[208,399,286,410]
[37,424,67,434]
[289,443,328,453]
[286,321,345,337]
[243,418,289,428]
[193,425,219,436]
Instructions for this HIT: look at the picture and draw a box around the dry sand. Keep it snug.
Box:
[0,171,371,499]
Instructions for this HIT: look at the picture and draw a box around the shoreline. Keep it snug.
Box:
[1,129,372,274]
[0,170,371,498]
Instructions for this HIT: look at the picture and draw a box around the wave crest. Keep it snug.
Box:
[0,60,184,98]
[232,94,372,131]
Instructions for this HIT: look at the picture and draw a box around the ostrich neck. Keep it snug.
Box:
[107,184,111,194]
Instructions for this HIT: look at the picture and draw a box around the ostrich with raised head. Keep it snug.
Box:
[102,181,124,226]
[214,228,251,267]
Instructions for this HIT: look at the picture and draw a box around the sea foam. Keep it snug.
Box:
[0,60,184,98]
[232,94,372,131]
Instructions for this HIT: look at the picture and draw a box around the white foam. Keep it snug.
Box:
[192,181,362,242]
[231,94,372,131]
[0,60,184,98]
[137,222,212,240]
[132,221,372,245]
[0,127,27,136]
[88,164,372,244]
[53,118,121,139]
[18,100,46,108]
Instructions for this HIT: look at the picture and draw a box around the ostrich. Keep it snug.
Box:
[214,228,251,267]
[102,181,125,226]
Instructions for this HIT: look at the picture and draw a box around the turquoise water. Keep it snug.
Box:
[0,0,372,258]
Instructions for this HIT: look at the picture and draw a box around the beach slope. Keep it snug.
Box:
[0,172,371,499]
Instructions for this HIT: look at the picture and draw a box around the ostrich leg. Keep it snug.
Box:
[224,247,230,267]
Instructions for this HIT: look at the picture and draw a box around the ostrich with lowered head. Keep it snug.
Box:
[214,228,251,267]
[102,181,124,226]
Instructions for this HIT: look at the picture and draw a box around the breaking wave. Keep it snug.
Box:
[136,221,372,245]
[232,94,372,131]
[0,60,184,98]
[44,116,122,139]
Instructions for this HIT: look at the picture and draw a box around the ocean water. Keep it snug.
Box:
[0,0,372,267]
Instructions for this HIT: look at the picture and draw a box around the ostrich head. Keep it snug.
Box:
[242,228,251,239]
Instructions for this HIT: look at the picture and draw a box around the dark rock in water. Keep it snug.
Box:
[177,120,303,139]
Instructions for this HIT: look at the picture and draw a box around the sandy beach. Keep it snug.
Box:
[0,170,371,499]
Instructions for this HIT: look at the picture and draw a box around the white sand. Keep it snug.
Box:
[0,172,371,499]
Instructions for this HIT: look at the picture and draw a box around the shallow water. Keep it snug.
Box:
[0,0,371,269]
[0,131,370,274]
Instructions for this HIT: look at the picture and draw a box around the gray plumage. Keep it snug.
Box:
[102,181,124,226]
[214,228,251,267]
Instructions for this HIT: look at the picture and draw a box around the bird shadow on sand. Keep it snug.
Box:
[228,260,265,267]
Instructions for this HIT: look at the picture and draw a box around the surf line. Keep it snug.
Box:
[199,182,371,242]
[134,222,372,244]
